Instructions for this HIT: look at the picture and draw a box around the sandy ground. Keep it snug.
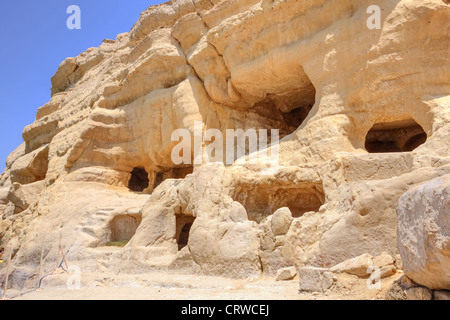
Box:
[3,270,401,300]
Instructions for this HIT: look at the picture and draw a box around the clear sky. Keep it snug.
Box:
[0,0,165,172]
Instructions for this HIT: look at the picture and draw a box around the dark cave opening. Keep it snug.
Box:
[175,214,195,251]
[232,183,324,223]
[128,167,149,192]
[153,166,194,190]
[247,76,316,138]
[281,104,314,130]
[365,119,427,153]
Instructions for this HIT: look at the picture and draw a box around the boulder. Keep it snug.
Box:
[373,252,395,268]
[385,281,407,300]
[271,207,293,236]
[385,275,432,300]
[298,267,335,293]
[433,290,450,301]
[379,265,396,279]
[374,252,397,278]
[397,174,450,290]
[405,287,433,300]
[0,0,449,296]
[8,181,45,213]
[276,266,297,281]
[330,254,374,278]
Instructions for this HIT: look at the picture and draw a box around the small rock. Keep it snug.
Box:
[374,252,395,268]
[276,266,297,281]
[385,281,407,300]
[271,207,293,236]
[379,265,397,278]
[330,253,374,278]
[299,267,335,293]
[273,235,285,248]
[229,201,248,223]
[398,275,417,290]
[433,290,450,300]
[405,286,433,300]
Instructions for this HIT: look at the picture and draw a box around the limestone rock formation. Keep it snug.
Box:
[385,275,446,300]
[298,267,335,293]
[397,174,450,290]
[330,254,374,278]
[0,0,449,295]
[276,266,297,281]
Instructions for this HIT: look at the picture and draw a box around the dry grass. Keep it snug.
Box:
[106,240,129,247]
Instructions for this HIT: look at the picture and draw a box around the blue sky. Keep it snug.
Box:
[0,0,164,172]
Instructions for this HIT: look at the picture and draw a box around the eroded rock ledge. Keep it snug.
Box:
[0,0,449,295]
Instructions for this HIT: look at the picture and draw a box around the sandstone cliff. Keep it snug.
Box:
[0,0,449,295]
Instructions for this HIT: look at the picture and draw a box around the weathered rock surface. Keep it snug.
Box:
[0,0,449,295]
[330,254,374,278]
[330,252,398,280]
[386,275,450,300]
[298,267,335,293]
[434,290,450,300]
[397,174,450,290]
[405,286,433,300]
[276,266,297,281]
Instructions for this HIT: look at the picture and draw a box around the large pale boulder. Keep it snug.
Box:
[397,174,450,290]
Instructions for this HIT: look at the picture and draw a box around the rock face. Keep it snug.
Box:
[0,0,449,292]
[397,175,450,290]
[385,275,443,300]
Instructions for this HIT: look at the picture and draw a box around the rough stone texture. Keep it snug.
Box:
[398,275,418,290]
[276,266,297,281]
[0,0,449,294]
[374,252,395,269]
[298,267,335,293]
[397,174,450,290]
[330,254,374,278]
[379,265,397,279]
[374,252,397,278]
[405,287,433,300]
[271,208,293,236]
[385,281,407,300]
[387,275,449,300]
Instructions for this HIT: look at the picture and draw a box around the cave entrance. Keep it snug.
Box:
[281,104,314,131]
[232,182,324,223]
[128,167,149,192]
[175,214,195,251]
[108,214,142,245]
[248,75,316,138]
[365,119,427,153]
[153,166,194,190]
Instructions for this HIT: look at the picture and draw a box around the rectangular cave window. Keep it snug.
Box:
[232,183,324,223]
[108,214,142,245]
[153,166,194,190]
[365,119,427,153]
[128,167,149,192]
[175,214,195,251]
